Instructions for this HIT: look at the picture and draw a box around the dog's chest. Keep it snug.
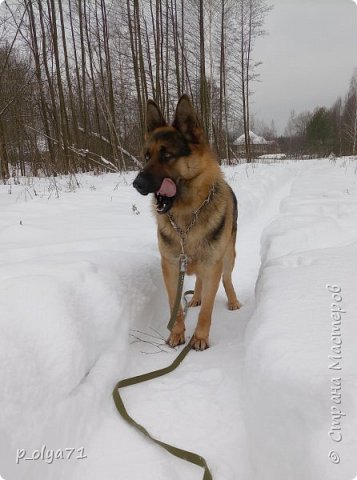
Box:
[158,209,225,265]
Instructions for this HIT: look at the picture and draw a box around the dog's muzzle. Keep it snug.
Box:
[133,173,177,214]
[133,172,156,196]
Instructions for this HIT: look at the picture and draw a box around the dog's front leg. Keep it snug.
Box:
[192,261,223,350]
[162,258,186,347]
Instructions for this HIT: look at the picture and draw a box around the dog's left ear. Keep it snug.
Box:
[172,95,203,144]
[146,100,167,134]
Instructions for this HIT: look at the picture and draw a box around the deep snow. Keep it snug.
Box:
[0,159,356,480]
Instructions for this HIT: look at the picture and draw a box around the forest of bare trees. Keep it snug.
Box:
[0,0,272,181]
[281,69,357,158]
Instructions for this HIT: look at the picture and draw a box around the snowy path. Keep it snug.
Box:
[63,163,297,480]
[1,160,356,480]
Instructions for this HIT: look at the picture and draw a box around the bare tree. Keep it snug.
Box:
[234,0,272,162]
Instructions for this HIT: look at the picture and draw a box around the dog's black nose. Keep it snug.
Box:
[133,173,150,195]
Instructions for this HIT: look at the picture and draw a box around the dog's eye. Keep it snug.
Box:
[163,152,174,160]
[144,152,150,162]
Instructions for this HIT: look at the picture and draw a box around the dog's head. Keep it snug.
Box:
[133,95,205,214]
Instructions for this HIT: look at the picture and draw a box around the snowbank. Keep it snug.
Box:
[0,173,163,480]
[243,160,357,480]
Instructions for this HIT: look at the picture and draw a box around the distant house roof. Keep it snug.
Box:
[233,130,270,145]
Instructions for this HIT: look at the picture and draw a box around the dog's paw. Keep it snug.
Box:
[191,335,209,351]
[188,297,201,307]
[166,331,186,348]
[228,299,242,310]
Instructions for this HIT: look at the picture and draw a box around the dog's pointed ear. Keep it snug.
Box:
[146,100,167,134]
[172,94,203,143]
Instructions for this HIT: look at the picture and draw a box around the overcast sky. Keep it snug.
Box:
[252,0,357,134]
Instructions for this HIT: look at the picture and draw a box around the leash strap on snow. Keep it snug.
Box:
[112,286,213,480]
[167,254,189,331]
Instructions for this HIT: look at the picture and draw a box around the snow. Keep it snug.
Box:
[258,153,287,160]
[0,160,356,480]
[244,159,357,480]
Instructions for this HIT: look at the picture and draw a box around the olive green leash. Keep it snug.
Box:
[167,253,190,330]
[112,257,213,479]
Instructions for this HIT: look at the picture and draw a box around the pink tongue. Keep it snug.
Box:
[157,178,177,197]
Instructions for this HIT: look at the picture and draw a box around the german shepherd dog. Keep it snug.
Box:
[133,95,241,350]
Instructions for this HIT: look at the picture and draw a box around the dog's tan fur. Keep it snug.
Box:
[140,95,240,350]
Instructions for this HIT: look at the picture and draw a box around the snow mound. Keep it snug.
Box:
[244,161,357,480]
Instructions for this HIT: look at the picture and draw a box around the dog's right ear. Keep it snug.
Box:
[146,100,167,134]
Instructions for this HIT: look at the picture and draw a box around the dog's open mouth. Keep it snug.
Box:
[155,178,177,214]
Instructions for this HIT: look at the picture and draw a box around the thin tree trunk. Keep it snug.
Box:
[144,15,156,97]
[48,0,72,173]
[0,118,9,181]
[78,0,88,142]
[83,1,102,139]
[171,0,181,97]
[164,0,169,118]
[37,0,61,145]
[59,0,79,145]
[101,0,119,165]
[245,0,253,161]
[68,0,84,124]
[134,0,148,102]
[181,0,185,93]
[127,0,144,133]
[199,0,209,135]
[353,96,357,155]
[25,0,56,169]
[240,1,250,162]
[219,0,225,156]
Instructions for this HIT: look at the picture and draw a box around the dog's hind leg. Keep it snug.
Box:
[162,258,186,347]
[188,276,202,307]
[222,240,241,311]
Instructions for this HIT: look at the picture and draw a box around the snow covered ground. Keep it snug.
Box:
[0,159,356,480]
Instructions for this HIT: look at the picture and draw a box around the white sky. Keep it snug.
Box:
[252,0,357,134]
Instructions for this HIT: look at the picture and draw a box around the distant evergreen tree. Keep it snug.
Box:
[306,107,332,155]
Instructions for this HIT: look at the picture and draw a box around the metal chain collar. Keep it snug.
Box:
[167,183,216,259]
